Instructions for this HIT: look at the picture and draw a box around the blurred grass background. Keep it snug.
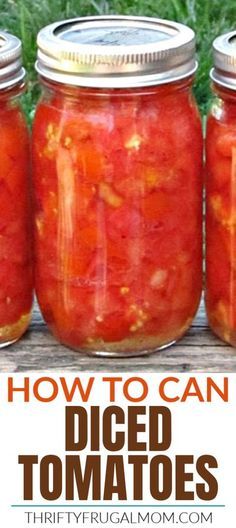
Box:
[0,0,235,118]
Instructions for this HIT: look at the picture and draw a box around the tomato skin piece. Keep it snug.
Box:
[0,101,33,343]
[33,80,203,353]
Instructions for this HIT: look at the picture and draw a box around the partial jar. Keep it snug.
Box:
[206,31,236,345]
[33,16,203,356]
[0,32,32,347]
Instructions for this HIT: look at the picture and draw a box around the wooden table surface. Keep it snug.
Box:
[1,299,236,372]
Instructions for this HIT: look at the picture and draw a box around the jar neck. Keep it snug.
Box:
[212,81,236,104]
[39,75,194,99]
[0,80,26,103]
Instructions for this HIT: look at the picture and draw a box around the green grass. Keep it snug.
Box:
[0,0,235,118]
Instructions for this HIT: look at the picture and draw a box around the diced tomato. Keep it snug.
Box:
[0,103,32,341]
[94,312,131,342]
[206,104,236,343]
[33,83,202,350]
[107,204,143,240]
[60,117,92,143]
[207,155,232,188]
[76,143,106,183]
[216,130,236,157]
[141,191,170,221]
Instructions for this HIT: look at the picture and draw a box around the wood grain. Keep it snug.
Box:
[1,299,235,372]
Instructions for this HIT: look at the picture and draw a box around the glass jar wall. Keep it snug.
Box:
[206,86,235,344]
[206,31,236,346]
[0,32,32,347]
[33,16,203,356]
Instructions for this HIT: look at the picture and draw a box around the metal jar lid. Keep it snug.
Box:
[211,31,236,90]
[0,31,25,90]
[36,15,197,88]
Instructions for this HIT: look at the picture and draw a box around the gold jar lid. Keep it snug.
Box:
[211,30,236,90]
[0,31,25,90]
[36,15,197,88]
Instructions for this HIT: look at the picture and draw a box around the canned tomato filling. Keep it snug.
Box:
[206,31,236,346]
[0,32,32,347]
[33,16,203,355]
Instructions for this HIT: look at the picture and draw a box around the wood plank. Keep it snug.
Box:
[0,299,236,372]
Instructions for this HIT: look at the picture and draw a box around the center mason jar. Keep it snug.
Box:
[33,16,203,356]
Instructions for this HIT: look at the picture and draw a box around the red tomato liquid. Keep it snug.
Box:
[33,80,203,355]
[0,99,33,345]
[206,86,236,345]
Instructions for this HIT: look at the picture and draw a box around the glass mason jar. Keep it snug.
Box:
[206,31,236,345]
[33,16,203,356]
[0,32,32,348]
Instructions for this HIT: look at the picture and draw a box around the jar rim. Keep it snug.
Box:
[36,15,197,88]
[211,30,236,90]
[0,31,25,90]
